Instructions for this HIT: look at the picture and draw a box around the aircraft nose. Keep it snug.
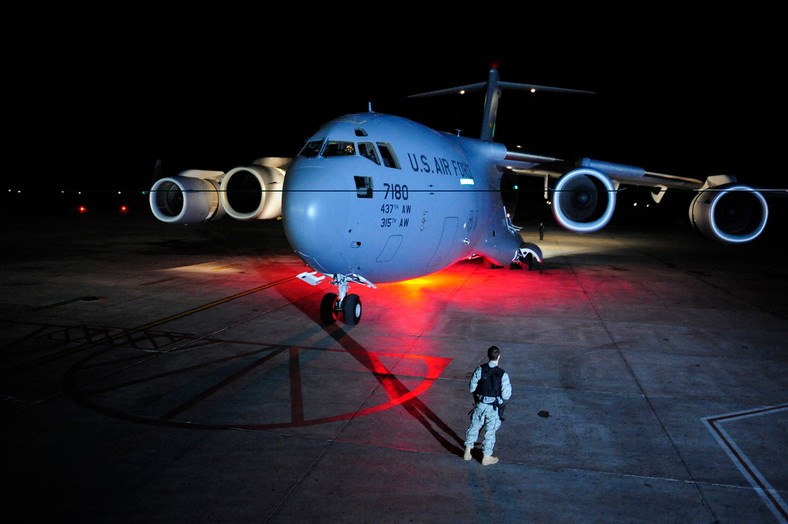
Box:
[282,163,351,272]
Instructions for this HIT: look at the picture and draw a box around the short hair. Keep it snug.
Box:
[487,345,500,361]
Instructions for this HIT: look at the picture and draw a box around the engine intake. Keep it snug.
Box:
[689,184,768,243]
[149,170,224,224]
[552,168,617,233]
[220,165,284,221]
[148,160,286,225]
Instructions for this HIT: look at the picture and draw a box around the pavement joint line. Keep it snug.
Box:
[1,276,297,377]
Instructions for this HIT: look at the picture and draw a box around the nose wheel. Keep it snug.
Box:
[320,292,362,325]
[320,293,339,324]
[298,272,374,325]
[343,294,362,325]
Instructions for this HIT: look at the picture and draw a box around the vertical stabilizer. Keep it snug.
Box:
[481,68,501,141]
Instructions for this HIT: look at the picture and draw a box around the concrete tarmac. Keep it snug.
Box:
[2,206,787,523]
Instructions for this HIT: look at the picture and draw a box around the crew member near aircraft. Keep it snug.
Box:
[463,345,512,466]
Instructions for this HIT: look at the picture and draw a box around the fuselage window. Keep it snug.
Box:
[322,140,356,157]
[299,140,325,157]
[358,142,380,165]
[376,142,400,169]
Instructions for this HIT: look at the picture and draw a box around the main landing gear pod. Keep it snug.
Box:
[514,242,543,271]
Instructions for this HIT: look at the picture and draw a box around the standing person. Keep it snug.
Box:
[463,345,512,466]
[538,222,545,240]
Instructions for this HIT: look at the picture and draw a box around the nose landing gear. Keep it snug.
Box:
[298,271,376,325]
[320,292,362,325]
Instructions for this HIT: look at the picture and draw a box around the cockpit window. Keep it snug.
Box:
[358,142,380,165]
[299,140,324,157]
[376,142,400,169]
[298,138,395,167]
[322,141,356,157]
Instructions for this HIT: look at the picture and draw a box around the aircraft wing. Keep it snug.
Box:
[500,150,705,193]
[496,148,771,243]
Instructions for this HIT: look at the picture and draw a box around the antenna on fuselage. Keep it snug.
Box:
[368,102,373,112]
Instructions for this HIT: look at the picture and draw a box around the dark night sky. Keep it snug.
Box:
[5,9,782,198]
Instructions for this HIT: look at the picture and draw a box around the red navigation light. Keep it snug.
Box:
[78,205,87,214]
[119,205,128,214]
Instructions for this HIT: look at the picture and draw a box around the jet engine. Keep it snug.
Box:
[220,164,284,221]
[688,184,768,244]
[149,169,225,224]
[551,167,617,233]
[149,159,285,225]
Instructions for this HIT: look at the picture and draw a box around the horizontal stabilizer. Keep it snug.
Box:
[409,81,595,99]
[409,67,594,141]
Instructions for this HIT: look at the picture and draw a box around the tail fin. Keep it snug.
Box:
[409,67,594,141]
[152,158,165,183]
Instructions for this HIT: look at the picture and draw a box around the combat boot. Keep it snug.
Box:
[463,446,472,461]
[481,455,499,466]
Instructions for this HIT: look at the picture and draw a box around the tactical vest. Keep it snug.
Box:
[474,363,504,398]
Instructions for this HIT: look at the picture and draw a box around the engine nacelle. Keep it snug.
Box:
[149,160,286,225]
[149,170,225,224]
[689,184,768,243]
[551,168,617,233]
[220,164,284,221]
